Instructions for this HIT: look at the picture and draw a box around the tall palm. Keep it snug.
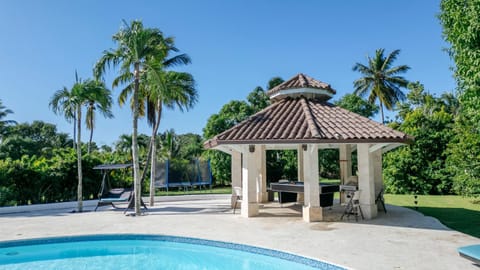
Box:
[111,25,195,206]
[94,20,179,215]
[50,76,87,212]
[146,71,197,205]
[353,49,410,123]
[84,80,114,154]
[0,99,17,139]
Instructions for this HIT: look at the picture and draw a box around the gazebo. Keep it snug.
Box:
[204,73,413,222]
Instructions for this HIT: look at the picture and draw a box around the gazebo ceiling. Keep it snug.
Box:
[204,73,413,149]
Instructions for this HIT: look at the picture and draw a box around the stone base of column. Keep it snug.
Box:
[361,203,378,219]
[257,192,269,203]
[241,202,259,217]
[302,206,323,222]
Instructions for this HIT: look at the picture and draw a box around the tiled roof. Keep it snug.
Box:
[204,97,412,148]
[266,73,336,100]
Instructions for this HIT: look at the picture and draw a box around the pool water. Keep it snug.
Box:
[0,235,344,270]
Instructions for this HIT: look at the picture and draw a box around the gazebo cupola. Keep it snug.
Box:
[266,73,337,102]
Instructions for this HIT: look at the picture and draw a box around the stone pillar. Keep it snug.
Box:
[297,145,305,181]
[372,149,383,210]
[297,145,305,203]
[231,150,242,208]
[257,145,268,203]
[302,144,322,222]
[241,145,259,217]
[357,144,378,219]
[339,144,352,204]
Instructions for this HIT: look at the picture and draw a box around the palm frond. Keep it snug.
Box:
[163,53,192,67]
[385,65,410,76]
[381,49,401,71]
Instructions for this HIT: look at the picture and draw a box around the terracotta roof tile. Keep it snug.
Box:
[267,73,336,101]
[204,97,412,148]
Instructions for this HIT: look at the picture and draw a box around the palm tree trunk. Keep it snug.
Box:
[380,102,385,124]
[149,101,162,206]
[88,115,94,154]
[76,105,83,212]
[149,137,157,206]
[73,112,76,149]
[132,64,142,216]
[87,103,94,154]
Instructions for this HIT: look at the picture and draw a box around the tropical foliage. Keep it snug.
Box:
[440,0,480,197]
[0,99,17,140]
[383,83,457,194]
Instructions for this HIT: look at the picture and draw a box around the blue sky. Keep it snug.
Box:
[0,0,455,146]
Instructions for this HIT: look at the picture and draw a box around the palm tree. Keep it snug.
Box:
[146,71,197,205]
[94,20,180,215]
[0,99,16,140]
[84,80,113,154]
[50,75,112,212]
[353,49,410,123]
[50,75,85,212]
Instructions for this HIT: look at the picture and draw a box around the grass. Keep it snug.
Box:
[385,194,480,238]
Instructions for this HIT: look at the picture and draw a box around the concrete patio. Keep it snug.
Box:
[0,194,478,270]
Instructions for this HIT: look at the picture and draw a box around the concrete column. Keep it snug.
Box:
[241,145,259,217]
[339,144,352,184]
[357,144,378,219]
[372,148,383,210]
[339,144,352,203]
[297,145,305,181]
[231,151,242,208]
[302,144,322,222]
[257,145,268,203]
[297,145,304,203]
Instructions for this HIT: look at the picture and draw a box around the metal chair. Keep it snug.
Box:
[233,187,242,214]
[341,190,364,221]
[375,188,387,213]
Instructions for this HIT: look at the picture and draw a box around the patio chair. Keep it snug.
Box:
[341,190,364,221]
[458,244,480,265]
[375,188,387,213]
[233,187,242,214]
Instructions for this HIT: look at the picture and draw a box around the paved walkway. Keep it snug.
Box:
[0,195,478,270]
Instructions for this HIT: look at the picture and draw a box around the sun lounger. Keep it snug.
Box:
[458,244,480,265]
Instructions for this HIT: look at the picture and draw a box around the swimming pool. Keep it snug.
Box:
[0,234,344,270]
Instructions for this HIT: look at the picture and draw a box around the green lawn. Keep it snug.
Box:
[385,194,480,238]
